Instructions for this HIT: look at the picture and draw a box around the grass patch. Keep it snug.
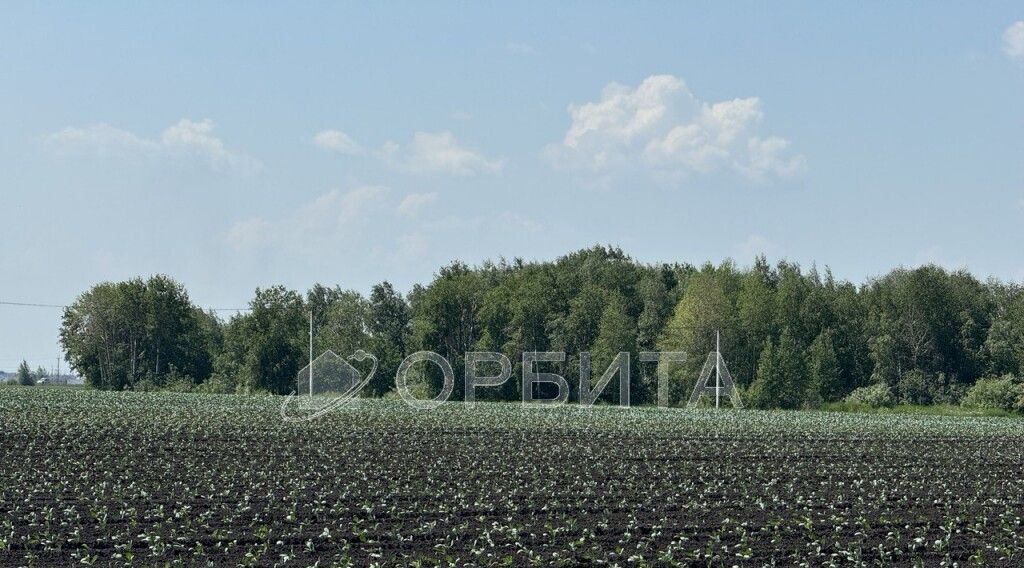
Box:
[821,401,1017,418]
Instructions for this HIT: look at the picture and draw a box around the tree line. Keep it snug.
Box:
[4,360,49,386]
[58,246,1024,409]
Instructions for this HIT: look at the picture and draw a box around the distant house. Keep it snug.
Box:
[36,375,83,386]
[0,371,82,385]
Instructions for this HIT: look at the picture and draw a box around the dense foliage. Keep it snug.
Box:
[961,375,1024,412]
[4,388,1024,565]
[60,246,1024,408]
[15,361,34,387]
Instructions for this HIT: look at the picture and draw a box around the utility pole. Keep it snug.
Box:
[687,331,744,410]
[715,330,721,409]
[309,311,314,397]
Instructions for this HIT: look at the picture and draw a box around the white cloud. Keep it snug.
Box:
[45,123,157,155]
[505,42,537,55]
[299,185,388,227]
[225,217,272,252]
[498,211,543,234]
[44,119,259,174]
[402,131,503,176]
[160,119,260,173]
[380,140,401,158]
[314,128,501,176]
[547,74,804,184]
[395,232,429,258]
[313,129,362,155]
[746,136,806,180]
[225,184,541,267]
[436,211,543,234]
[1004,21,1024,60]
[397,192,438,217]
[227,185,388,253]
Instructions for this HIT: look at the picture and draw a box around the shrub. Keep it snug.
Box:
[132,377,159,392]
[163,376,196,393]
[895,371,965,405]
[931,382,967,406]
[843,383,895,408]
[961,375,1023,412]
[896,370,933,405]
[196,374,236,395]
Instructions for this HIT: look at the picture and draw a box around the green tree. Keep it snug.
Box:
[367,282,410,396]
[864,266,990,400]
[748,329,810,409]
[143,274,214,386]
[313,288,373,395]
[318,290,369,354]
[61,281,138,389]
[826,279,871,397]
[473,265,557,400]
[736,256,777,385]
[61,276,214,390]
[657,266,737,405]
[54,246,1022,406]
[409,262,487,399]
[985,288,1024,376]
[590,293,637,404]
[636,272,672,350]
[774,262,811,344]
[216,286,306,394]
[807,329,840,404]
[549,284,605,400]
[17,360,34,386]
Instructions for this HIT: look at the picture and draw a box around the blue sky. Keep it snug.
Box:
[2,3,1024,371]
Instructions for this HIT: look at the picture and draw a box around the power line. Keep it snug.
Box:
[0,300,252,312]
[0,301,66,309]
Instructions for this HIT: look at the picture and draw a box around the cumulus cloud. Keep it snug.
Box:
[397,131,503,176]
[313,129,362,155]
[547,74,804,184]
[225,185,534,265]
[1004,21,1024,60]
[394,232,429,258]
[225,217,272,252]
[313,127,501,177]
[301,185,389,226]
[227,185,388,253]
[44,119,259,174]
[160,119,260,173]
[45,123,156,155]
[436,211,543,234]
[397,192,438,217]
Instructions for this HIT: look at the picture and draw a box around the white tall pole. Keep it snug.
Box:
[715,330,721,409]
[309,311,314,397]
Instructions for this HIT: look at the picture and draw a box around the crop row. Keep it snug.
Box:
[2,388,1024,565]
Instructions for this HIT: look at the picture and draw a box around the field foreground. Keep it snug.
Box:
[3,389,1024,566]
